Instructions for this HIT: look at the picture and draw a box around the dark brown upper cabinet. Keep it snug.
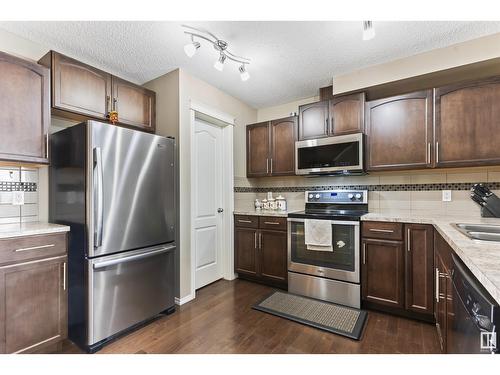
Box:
[246,116,297,177]
[298,94,365,141]
[0,51,50,165]
[111,77,155,132]
[48,52,112,120]
[434,77,500,168]
[366,90,433,171]
[39,51,156,132]
[298,100,330,140]
[330,92,365,135]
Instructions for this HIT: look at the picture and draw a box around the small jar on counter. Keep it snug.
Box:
[262,198,269,210]
[276,195,287,211]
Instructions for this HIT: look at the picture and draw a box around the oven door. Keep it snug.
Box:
[287,218,360,283]
[295,133,363,175]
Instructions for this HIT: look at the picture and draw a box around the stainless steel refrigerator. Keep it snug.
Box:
[50,120,176,352]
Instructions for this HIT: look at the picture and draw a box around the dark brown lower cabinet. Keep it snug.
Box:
[362,238,405,308]
[405,224,434,316]
[234,215,287,288]
[0,232,68,354]
[434,230,453,353]
[0,254,67,354]
[362,221,434,322]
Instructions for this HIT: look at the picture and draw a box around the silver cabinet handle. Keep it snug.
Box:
[46,133,49,158]
[264,221,280,225]
[93,245,175,269]
[93,147,104,248]
[369,228,394,233]
[63,262,66,291]
[407,228,411,252]
[259,232,262,249]
[435,268,440,303]
[436,142,439,164]
[363,243,366,264]
[270,158,273,174]
[238,219,252,223]
[254,232,257,249]
[427,142,431,164]
[15,244,55,252]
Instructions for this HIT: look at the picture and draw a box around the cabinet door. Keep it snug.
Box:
[0,256,67,354]
[52,52,112,120]
[362,239,404,308]
[435,254,448,352]
[270,116,297,176]
[330,93,365,135]
[404,224,434,316]
[234,227,258,277]
[435,77,500,167]
[366,91,433,171]
[259,229,287,284]
[298,100,330,140]
[0,51,49,164]
[247,122,270,177]
[112,77,156,132]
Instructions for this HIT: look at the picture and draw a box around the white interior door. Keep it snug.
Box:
[193,119,224,289]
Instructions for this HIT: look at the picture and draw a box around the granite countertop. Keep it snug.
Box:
[0,222,70,239]
[234,210,291,217]
[362,212,500,304]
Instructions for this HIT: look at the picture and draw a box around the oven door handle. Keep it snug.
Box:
[287,218,359,226]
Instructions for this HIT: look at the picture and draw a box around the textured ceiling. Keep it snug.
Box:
[2,21,500,108]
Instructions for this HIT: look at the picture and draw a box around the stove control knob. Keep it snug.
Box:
[308,194,314,199]
[355,193,362,200]
[348,193,354,200]
[315,194,320,199]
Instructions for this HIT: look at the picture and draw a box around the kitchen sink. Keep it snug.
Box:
[453,223,500,242]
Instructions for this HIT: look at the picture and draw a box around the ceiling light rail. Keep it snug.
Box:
[182,24,251,81]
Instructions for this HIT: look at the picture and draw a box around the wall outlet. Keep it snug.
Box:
[12,191,24,206]
[442,190,452,202]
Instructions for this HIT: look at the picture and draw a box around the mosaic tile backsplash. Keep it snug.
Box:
[234,169,500,218]
[0,167,39,224]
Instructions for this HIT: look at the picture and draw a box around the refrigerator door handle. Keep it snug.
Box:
[92,245,176,269]
[93,147,104,248]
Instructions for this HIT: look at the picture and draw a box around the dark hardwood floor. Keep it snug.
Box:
[60,279,440,354]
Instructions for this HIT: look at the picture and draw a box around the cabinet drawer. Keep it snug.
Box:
[0,233,67,265]
[234,215,259,228]
[259,217,287,231]
[362,221,403,240]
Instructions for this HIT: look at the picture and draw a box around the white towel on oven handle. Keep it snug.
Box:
[304,219,333,252]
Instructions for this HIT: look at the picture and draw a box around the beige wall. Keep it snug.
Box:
[333,32,500,94]
[176,69,257,299]
[256,96,319,122]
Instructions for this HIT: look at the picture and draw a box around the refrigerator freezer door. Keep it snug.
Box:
[88,244,175,345]
[90,121,175,257]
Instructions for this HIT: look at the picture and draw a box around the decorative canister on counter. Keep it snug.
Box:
[276,195,287,211]
[262,198,269,210]
[255,199,262,210]
[268,197,277,210]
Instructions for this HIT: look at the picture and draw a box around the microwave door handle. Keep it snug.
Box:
[93,147,104,248]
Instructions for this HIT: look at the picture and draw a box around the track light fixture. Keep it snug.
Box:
[182,25,251,80]
[362,21,375,41]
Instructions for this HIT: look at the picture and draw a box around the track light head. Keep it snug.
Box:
[184,40,201,57]
[363,21,375,41]
[239,64,250,81]
[214,53,226,72]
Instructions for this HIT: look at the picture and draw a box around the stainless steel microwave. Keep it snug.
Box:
[295,133,364,175]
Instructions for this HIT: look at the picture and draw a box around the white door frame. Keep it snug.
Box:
[189,100,235,302]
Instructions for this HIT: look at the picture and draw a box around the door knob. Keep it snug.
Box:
[217,208,224,213]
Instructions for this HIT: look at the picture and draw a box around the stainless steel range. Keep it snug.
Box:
[287,190,368,308]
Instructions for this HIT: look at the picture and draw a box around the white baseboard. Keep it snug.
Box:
[175,293,195,306]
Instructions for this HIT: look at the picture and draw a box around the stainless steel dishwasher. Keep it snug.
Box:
[449,253,499,354]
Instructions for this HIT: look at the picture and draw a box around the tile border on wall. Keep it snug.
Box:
[234,182,500,193]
